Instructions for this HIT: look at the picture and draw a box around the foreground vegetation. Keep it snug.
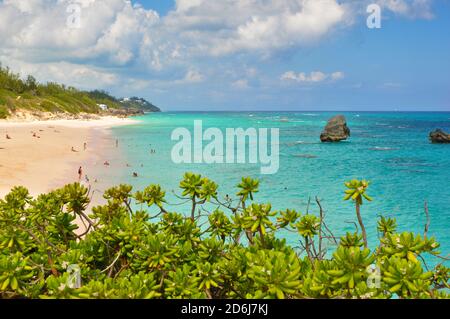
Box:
[0,64,159,118]
[0,174,448,299]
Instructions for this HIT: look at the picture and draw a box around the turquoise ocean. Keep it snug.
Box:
[103,112,449,262]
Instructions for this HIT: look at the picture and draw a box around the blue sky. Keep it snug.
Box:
[141,0,175,15]
[0,0,449,111]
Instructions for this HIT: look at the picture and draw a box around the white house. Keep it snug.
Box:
[97,104,108,111]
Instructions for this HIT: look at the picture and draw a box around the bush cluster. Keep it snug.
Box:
[0,174,448,299]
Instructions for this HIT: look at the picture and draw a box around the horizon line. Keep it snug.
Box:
[154,109,450,113]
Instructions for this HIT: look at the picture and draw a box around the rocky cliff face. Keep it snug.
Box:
[103,108,144,118]
[320,115,351,142]
[429,129,450,144]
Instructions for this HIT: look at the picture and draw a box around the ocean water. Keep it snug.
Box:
[105,112,450,261]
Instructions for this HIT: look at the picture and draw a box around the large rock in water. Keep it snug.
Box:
[429,129,450,143]
[320,115,350,142]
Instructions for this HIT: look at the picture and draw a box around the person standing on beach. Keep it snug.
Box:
[78,166,83,182]
[84,142,87,151]
[116,139,119,148]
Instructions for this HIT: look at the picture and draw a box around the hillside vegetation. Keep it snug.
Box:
[0,65,160,119]
[120,97,161,113]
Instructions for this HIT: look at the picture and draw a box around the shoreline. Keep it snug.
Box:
[0,116,140,234]
[0,116,139,199]
[0,116,140,128]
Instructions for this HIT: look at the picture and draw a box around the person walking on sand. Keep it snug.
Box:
[78,166,83,182]
[84,142,87,151]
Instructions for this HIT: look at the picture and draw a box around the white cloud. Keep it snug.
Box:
[245,67,258,77]
[0,0,159,65]
[281,71,299,82]
[0,0,351,67]
[232,79,250,89]
[331,71,345,81]
[281,70,345,83]
[163,0,349,56]
[377,0,434,19]
[381,82,404,88]
[0,0,435,91]
[1,56,118,89]
[181,69,205,83]
[175,0,204,12]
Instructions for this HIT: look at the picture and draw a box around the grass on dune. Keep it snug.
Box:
[0,64,133,118]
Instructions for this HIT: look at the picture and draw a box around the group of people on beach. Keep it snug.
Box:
[5,130,42,139]
[71,142,88,153]
[75,138,156,185]
[76,138,118,183]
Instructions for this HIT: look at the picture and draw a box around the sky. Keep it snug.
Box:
[0,0,449,111]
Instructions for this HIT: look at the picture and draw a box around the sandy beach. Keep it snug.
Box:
[0,116,138,220]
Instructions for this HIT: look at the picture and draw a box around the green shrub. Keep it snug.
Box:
[0,105,9,119]
[0,176,448,299]
[39,100,61,113]
[0,65,102,115]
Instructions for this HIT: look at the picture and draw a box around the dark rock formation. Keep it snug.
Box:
[320,115,351,142]
[429,129,450,144]
[103,108,145,118]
